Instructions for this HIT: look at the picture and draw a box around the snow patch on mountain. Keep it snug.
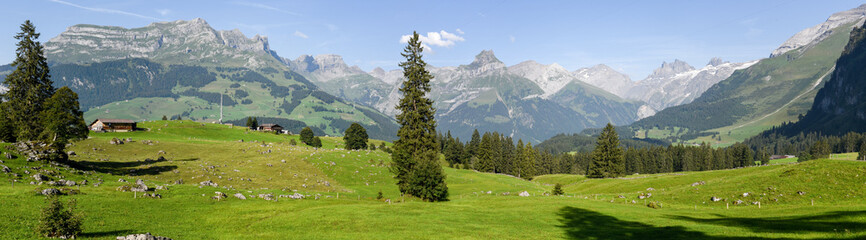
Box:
[507,60,574,98]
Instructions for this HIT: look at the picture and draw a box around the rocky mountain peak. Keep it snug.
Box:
[771,4,866,57]
[370,67,386,76]
[465,50,506,72]
[649,59,694,78]
[573,64,633,97]
[707,57,726,67]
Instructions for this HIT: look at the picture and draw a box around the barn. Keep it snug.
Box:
[258,123,283,133]
[90,119,137,132]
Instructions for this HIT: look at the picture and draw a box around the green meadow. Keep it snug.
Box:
[1,121,865,239]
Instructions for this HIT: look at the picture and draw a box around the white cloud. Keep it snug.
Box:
[231,1,301,16]
[293,31,308,39]
[399,30,465,52]
[456,28,464,34]
[49,0,166,21]
[156,9,171,16]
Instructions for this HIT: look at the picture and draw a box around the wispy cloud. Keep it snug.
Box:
[509,35,515,43]
[49,0,166,21]
[231,1,301,16]
[293,31,308,39]
[399,30,465,52]
[156,9,171,16]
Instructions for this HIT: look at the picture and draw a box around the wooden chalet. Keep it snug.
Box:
[90,119,137,132]
[258,123,283,133]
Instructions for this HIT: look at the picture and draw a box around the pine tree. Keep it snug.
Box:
[858,142,866,161]
[300,127,314,144]
[251,117,258,129]
[245,117,252,128]
[552,183,564,196]
[0,107,15,142]
[810,140,830,159]
[588,123,624,178]
[39,87,88,157]
[343,122,368,150]
[389,31,447,201]
[162,115,168,121]
[476,132,495,172]
[2,20,54,141]
[468,129,481,158]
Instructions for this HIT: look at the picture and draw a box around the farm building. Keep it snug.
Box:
[90,119,137,132]
[770,155,796,160]
[258,124,283,133]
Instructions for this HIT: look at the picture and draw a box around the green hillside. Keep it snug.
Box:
[50,58,398,140]
[1,122,865,239]
[627,22,857,146]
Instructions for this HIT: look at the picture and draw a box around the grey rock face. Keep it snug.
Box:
[572,64,633,97]
[771,4,866,57]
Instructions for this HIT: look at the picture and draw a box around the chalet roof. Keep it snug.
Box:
[96,119,136,124]
[260,123,281,127]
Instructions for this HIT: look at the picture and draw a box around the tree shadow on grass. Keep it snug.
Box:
[68,157,195,176]
[556,206,864,240]
[668,211,866,235]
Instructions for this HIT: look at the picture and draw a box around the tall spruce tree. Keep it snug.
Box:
[343,122,368,150]
[2,20,54,141]
[390,32,448,201]
[468,129,481,158]
[300,127,314,144]
[588,123,624,178]
[858,142,866,161]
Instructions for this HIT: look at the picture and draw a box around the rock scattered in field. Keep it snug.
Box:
[258,193,275,201]
[287,193,304,199]
[58,179,76,186]
[118,178,127,182]
[174,179,183,184]
[41,188,61,196]
[742,192,750,197]
[638,193,652,199]
[199,180,218,187]
[646,187,655,191]
[690,181,706,187]
[67,151,76,156]
[618,195,625,199]
[155,185,168,190]
[797,191,806,195]
[710,196,722,202]
[519,191,530,197]
[2,165,10,173]
[234,193,247,200]
[158,150,166,155]
[109,138,125,145]
[213,192,227,200]
[32,174,48,181]
[734,200,745,205]
[323,181,330,187]
[486,191,492,195]
[116,232,172,240]
[4,152,13,159]
[132,179,148,192]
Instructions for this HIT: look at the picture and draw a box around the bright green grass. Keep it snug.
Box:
[1,122,865,239]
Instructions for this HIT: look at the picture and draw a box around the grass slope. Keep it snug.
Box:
[0,122,864,239]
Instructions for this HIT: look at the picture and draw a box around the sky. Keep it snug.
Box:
[0,0,864,80]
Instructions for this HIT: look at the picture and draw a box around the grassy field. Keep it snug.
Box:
[1,121,865,239]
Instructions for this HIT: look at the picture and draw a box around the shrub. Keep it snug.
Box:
[797,151,811,163]
[377,190,384,200]
[552,183,564,196]
[309,136,323,148]
[289,139,297,146]
[647,201,662,209]
[36,196,83,239]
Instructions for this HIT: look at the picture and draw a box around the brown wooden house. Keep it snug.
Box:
[258,124,283,133]
[90,119,137,132]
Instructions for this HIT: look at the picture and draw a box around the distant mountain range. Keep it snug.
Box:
[37,18,399,140]
[621,4,866,146]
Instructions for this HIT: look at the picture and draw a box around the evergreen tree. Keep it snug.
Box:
[300,127,314,144]
[2,20,54,140]
[476,132,495,172]
[245,117,253,128]
[798,151,811,162]
[39,87,88,157]
[162,115,168,121]
[552,183,564,196]
[389,32,447,201]
[36,196,82,239]
[859,142,866,161]
[0,107,15,142]
[343,122,368,150]
[758,147,770,165]
[810,140,830,159]
[588,123,624,178]
[309,136,323,148]
[251,117,258,129]
[468,129,481,158]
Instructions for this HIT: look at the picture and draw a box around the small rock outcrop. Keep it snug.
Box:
[116,232,172,240]
[518,191,530,197]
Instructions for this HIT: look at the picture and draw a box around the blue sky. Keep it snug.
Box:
[1,0,864,79]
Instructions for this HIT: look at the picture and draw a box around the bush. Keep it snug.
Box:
[647,201,662,209]
[289,139,297,146]
[369,144,377,151]
[797,151,811,163]
[343,123,368,150]
[300,127,314,144]
[377,190,384,200]
[552,183,564,196]
[309,136,323,148]
[36,196,83,238]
